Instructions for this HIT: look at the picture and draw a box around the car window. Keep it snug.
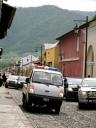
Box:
[8,75,18,80]
[19,76,26,81]
[67,78,82,85]
[82,79,96,87]
[32,71,63,86]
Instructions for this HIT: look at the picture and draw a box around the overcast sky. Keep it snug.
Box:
[6,0,96,11]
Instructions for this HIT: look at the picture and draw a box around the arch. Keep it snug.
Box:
[87,45,94,77]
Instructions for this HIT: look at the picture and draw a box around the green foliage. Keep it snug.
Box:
[92,15,96,20]
[0,5,95,68]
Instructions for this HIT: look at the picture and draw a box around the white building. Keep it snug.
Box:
[20,55,39,68]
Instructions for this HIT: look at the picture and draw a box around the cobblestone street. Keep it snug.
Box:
[9,88,96,128]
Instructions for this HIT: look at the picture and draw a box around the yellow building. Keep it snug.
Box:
[44,42,60,69]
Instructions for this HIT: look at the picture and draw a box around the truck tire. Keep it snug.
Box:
[22,94,28,109]
[78,102,83,109]
[55,106,60,114]
[5,84,8,88]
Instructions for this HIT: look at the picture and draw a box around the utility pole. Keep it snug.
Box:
[74,16,88,77]
[84,16,88,77]
[41,45,43,66]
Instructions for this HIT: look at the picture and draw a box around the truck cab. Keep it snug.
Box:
[22,66,64,114]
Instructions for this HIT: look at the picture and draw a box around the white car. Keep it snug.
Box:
[18,76,27,88]
[22,66,64,114]
[78,78,96,109]
[5,75,20,89]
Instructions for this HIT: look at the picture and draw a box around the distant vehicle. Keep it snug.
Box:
[22,66,64,114]
[78,78,96,109]
[0,73,3,87]
[18,76,27,88]
[64,77,82,101]
[5,75,20,89]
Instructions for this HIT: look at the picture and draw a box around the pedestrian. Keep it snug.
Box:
[88,75,91,78]
[64,77,68,97]
[2,73,7,86]
[0,73,3,87]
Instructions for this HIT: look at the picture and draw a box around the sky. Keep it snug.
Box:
[5,0,96,11]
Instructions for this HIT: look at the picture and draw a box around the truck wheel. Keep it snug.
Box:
[22,94,28,109]
[66,95,69,101]
[78,102,83,109]
[22,94,31,110]
[5,84,8,88]
[55,106,60,114]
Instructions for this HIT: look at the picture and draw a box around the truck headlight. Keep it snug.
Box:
[28,85,34,93]
[59,89,64,97]
[59,92,64,97]
[68,87,73,92]
[79,91,87,96]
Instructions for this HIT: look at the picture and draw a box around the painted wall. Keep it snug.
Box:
[58,32,84,78]
[87,20,96,77]
[44,44,60,68]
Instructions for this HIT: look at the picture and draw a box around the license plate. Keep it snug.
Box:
[43,98,49,102]
[88,92,96,97]
[92,92,96,97]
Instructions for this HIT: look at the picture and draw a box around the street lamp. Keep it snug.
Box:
[41,45,43,66]
[84,16,88,77]
[74,16,88,77]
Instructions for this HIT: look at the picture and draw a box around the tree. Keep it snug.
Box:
[92,15,96,20]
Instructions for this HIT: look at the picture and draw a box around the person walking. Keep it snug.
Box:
[0,73,3,87]
[2,73,7,86]
[64,77,68,97]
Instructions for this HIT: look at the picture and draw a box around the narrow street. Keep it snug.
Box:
[8,88,96,128]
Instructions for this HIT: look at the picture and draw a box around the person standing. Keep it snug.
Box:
[64,77,68,97]
[2,73,7,86]
[0,73,3,87]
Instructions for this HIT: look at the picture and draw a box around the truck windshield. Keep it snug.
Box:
[32,71,63,86]
[82,79,96,87]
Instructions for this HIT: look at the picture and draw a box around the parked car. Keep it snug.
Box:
[22,66,64,114]
[18,76,27,88]
[78,78,96,109]
[0,73,3,87]
[5,75,20,89]
[64,77,82,101]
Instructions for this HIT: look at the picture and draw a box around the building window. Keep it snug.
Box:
[48,62,52,67]
[76,36,79,52]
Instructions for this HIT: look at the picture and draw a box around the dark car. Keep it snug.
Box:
[64,77,82,101]
[18,76,26,88]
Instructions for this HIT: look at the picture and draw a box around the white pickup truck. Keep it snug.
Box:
[22,66,64,114]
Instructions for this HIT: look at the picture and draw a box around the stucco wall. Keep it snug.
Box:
[45,44,60,68]
[59,32,84,78]
[87,21,96,76]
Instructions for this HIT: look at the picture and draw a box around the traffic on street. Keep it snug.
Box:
[0,1,96,127]
[8,86,96,128]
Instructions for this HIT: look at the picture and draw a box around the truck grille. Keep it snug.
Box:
[72,87,78,92]
[87,91,96,98]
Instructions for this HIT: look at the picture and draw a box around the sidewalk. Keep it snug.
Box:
[0,86,33,128]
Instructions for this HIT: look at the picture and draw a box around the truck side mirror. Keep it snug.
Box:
[26,78,30,83]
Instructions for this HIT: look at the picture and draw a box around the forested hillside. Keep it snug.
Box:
[0,5,95,67]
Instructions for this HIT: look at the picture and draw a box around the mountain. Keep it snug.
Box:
[0,5,95,68]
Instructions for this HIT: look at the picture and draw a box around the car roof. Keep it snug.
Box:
[8,75,18,78]
[33,68,62,75]
[82,78,96,81]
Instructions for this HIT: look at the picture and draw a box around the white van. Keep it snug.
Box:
[22,66,64,114]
